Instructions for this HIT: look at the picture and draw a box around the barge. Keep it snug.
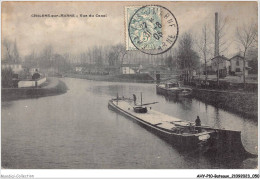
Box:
[108,97,254,158]
[156,82,192,97]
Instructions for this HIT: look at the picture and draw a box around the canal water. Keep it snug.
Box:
[1,78,258,169]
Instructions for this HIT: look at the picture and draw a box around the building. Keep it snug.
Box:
[120,64,140,74]
[211,55,230,78]
[1,61,23,74]
[75,66,83,72]
[201,59,215,75]
[29,68,40,75]
[229,55,250,76]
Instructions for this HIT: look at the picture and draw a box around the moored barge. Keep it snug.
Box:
[156,82,192,97]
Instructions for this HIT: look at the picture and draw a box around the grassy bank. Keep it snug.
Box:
[64,73,155,83]
[2,78,68,101]
[192,88,257,119]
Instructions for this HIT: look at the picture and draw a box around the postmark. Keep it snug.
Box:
[126,5,179,55]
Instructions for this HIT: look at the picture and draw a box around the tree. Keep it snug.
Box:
[13,39,20,63]
[248,57,258,74]
[52,54,71,72]
[1,68,14,88]
[247,48,258,74]
[177,33,200,82]
[80,52,87,65]
[164,55,176,71]
[236,23,257,86]
[217,15,230,55]
[111,44,126,66]
[24,50,37,68]
[196,24,214,82]
[108,51,116,66]
[38,45,54,69]
[2,39,12,62]
[93,46,103,67]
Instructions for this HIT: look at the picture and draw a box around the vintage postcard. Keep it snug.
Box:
[1,1,258,178]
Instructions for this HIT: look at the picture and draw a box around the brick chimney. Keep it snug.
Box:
[215,12,219,57]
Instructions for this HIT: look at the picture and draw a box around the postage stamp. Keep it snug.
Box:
[125,6,162,51]
[125,6,141,51]
[126,5,179,55]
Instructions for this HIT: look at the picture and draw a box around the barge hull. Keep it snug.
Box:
[108,100,209,150]
[108,99,254,158]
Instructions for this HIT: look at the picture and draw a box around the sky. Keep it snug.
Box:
[1,1,258,58]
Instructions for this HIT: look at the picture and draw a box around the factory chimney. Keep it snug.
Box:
[215,12,219,57]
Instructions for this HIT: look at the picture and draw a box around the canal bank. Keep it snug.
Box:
[1,78,68,101]
[64,73,155,83]
[192,88,257,119]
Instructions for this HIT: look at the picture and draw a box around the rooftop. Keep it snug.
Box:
[229,55,245,60]
[210,55,229,61]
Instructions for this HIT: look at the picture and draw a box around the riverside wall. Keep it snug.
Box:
[2,78,67,101]
[18,77,47,88]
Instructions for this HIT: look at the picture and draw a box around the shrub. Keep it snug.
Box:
[1,68,14,88]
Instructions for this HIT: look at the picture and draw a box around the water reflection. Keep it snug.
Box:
[163,95,193,111]
[213,108,221,129]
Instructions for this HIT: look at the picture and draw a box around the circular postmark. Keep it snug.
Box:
[128,5,179,55]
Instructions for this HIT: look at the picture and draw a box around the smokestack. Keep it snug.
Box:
[215,12,219,57]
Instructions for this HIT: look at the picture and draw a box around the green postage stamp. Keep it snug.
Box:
[125,5,178,55]
[125,6,163,51]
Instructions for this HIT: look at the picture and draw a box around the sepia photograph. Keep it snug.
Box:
[1,1,259,178]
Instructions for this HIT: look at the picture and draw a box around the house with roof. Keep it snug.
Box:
[211,55,230,78]
[2,61,23,74]
[229,55,250,76]
[120,64,140,74]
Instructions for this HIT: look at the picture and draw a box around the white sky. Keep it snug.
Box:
[1,1,258,58]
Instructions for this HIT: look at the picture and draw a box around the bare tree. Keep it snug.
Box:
[13,39,20,63]
[218,16,230,54]
[110,44,126,66]
[236,23,257,86]
[80,52,87,65]
[177,33,200,83]
[196,24,214,82]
